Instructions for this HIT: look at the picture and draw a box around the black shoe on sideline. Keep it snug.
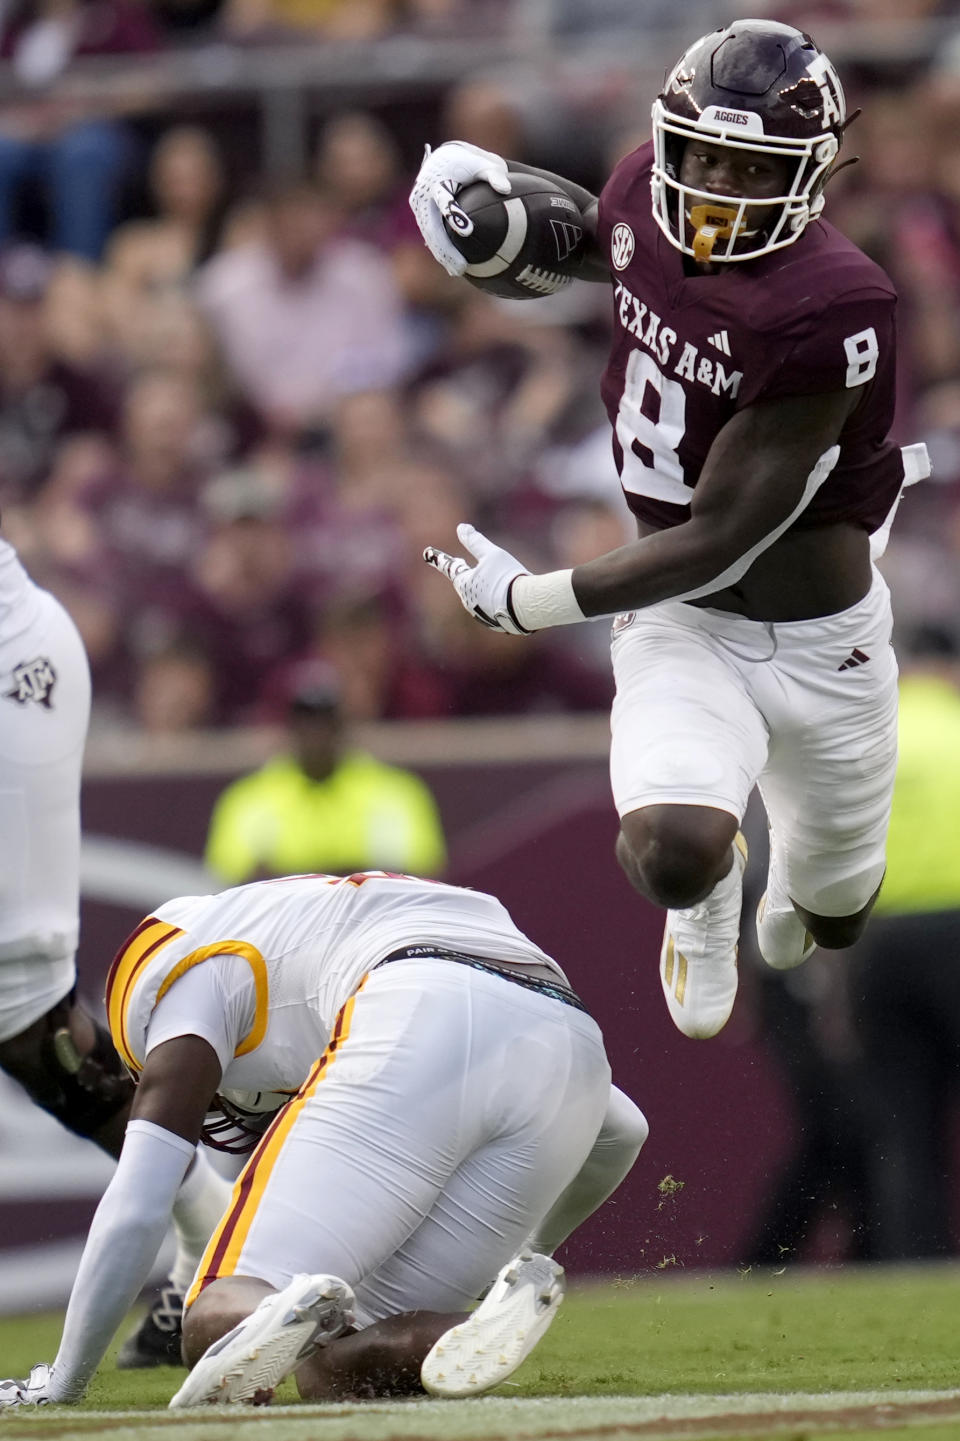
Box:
[116,1283,185,1369]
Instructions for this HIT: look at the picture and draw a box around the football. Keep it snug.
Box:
[443,171,586,299]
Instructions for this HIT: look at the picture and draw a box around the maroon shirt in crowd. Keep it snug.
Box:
[0,362,119,500]
[0,0,162,60]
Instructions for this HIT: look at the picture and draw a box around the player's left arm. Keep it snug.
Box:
[425,387,860,631]
[1,1037,222,1406]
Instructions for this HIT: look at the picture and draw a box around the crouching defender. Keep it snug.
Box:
[0,870,647,1407]
[0,523,229,1368]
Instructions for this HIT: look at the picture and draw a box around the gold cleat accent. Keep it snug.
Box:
[674,947,688,1006]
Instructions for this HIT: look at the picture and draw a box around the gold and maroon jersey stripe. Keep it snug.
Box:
[185,981,365,1309]
[154,940,270,1058]
[104,917,184,1074]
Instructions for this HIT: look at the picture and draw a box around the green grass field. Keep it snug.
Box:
[2,1264,960,1440]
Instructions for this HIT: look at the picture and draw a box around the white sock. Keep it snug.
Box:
[673,844,745,955]
[168,1149,232,1295]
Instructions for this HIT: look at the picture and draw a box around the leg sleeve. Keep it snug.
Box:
[526,1085,648,1255]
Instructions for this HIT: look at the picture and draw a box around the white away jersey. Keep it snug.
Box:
[104,871,562,1091]
[0,534,43,640]
[0,533,90,968]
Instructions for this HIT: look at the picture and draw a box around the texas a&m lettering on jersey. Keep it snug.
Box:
[596,142,907,534]
[612,276,743,400]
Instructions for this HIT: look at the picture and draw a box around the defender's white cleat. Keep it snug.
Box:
[168,1273,354,1408]
[421,1251,564,1398]
[660,832,748,1039]
[756,839,817,970]
[756,892,817,970]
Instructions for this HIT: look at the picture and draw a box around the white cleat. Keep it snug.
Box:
[168,1273,354,1408]
[756,834,817,970]
[756,890,817,970]
[421,1251,564,1399]
[659,831,748,1039]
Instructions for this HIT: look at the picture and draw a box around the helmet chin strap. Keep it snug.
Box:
[686,201,758,261]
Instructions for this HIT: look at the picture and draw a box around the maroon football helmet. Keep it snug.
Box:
[652,19,847,262]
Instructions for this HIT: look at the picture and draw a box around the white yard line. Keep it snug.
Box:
[5,1390,960,1441]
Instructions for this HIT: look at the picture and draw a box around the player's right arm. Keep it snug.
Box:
[569,385,864,615]
[409,140,609,283]
[21,1036,222,1405]
[424,386,863,633]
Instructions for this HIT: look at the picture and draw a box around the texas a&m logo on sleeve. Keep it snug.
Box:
[4,656,57,708]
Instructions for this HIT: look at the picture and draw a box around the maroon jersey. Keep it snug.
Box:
[597,142,905,533]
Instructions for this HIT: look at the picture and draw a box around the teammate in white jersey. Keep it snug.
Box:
[1,870,646,1407]
[0,529,98,1104]
[0,528,233,1370]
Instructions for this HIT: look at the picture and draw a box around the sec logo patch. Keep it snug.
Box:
[611,222,635,271]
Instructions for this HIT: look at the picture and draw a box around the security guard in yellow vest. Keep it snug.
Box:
[205,662,446,885]
[872,667,960,918]
[849,625,960,1259]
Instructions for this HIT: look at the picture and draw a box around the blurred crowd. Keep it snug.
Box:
[1,0,960,735]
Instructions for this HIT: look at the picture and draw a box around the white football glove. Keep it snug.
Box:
[409,141,511,277]
[424,522,531,635]
[0,1364,54,1408]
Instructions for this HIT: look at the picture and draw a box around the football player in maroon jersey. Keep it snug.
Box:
[413,19,929,1040]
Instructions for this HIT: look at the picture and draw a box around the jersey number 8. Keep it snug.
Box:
[616,326,881,507]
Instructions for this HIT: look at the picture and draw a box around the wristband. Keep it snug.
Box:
[509,570,585,631]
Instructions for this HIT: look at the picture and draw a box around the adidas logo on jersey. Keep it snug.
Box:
[707,330,731,355]
[837,648,871,671]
